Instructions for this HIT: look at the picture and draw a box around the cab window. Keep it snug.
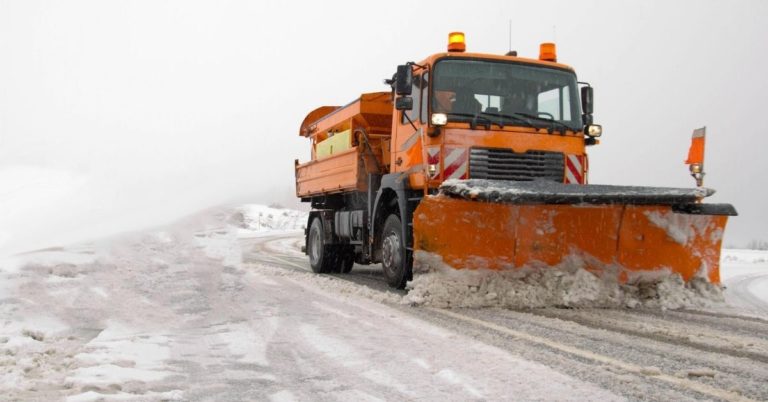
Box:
[402,74,421,125]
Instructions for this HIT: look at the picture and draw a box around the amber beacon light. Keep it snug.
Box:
[539,42,557,62]
[448,32,466,52]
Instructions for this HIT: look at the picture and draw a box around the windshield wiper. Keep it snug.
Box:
[444,112,496,130]
[478,112,536,129]
[512,112,575,134]
[444,111,572,133]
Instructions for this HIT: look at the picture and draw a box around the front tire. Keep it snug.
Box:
[308,217,335,273]
[381,214,412,289]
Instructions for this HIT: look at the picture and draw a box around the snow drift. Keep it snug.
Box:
[404,251,724,310]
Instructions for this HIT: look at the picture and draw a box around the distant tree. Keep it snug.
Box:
[268,202,285,209]
[746,239,768,250]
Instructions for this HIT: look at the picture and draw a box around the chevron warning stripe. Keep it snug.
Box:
[565,154,585,184]
[444,148,468,180]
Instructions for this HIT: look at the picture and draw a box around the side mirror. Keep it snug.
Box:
[395,96,413,111]
[581,86,593,115]
[395,65,413,96]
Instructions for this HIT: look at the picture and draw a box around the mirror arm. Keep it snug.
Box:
[403,110,418,131]
[407,61,428,71]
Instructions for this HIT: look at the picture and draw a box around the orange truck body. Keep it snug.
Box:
[295,37,735,289]
[296,93,392,197]
[297,53,587,198]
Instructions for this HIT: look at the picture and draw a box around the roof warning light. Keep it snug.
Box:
[539,42,557,62]
[448,32,466,52]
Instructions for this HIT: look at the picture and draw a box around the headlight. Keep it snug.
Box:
[585,124,602,138]
[431,113,448,126]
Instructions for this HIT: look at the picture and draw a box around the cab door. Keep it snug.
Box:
[391,70,426,174]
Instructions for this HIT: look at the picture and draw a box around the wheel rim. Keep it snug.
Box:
[382,231,401,273]
[309,225,322,266]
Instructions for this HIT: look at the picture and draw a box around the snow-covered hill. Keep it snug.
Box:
[231,204,308,232]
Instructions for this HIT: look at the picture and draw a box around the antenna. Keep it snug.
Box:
[553,25,557,42]
[508,20,512,52]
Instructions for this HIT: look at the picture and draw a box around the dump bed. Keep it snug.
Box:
[295,92,392,198]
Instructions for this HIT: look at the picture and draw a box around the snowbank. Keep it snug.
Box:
[722,248,768,267]
[0,166,91,256]
[720,248,768,311]
[231,204,307,233]
[721,248,768,282]
[404,251,724,310]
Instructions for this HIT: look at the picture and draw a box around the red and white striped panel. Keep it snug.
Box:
[565,154,585,184]
[427,146,440,165]
[444,148,468,180]
[427,146,440,179]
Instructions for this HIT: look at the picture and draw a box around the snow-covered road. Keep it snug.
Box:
[1,206,766,401]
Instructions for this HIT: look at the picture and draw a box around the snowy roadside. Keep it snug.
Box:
[0,204,305,400]
[721,248,768,282]
[720,249,768,317]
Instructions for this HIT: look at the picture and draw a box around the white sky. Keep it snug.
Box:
[1,0,766,253]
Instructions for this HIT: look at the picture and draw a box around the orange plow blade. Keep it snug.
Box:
[413,181,736,284]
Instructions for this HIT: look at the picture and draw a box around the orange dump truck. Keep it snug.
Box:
[295,33,736,289]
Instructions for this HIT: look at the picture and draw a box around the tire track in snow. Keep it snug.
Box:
[442,307,768,400]
[242,234,401,295]
[429,308,759,402]
[248,232,768,401]
[527,308,768,364]
[653,309,768,330]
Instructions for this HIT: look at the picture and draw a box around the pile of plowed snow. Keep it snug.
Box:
[404,252,724,310]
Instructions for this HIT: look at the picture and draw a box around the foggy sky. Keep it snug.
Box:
[1,0,766,253]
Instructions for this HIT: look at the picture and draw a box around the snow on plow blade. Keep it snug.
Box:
[413,180,737,284]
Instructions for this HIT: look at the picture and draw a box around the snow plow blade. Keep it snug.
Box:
[413,180,736,284]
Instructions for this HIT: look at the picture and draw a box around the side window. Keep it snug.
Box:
[402,74,421,125]
[537,86,571,120]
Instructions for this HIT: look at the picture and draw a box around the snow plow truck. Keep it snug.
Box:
[295,33,736,289]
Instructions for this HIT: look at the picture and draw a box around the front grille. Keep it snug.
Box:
[469,148,564,182]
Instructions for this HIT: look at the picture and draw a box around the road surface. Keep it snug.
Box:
[1,207,766,401]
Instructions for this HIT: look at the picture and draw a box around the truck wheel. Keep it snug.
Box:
[381,214,412,289]
[308,217,334,274]
[338,248,354,274]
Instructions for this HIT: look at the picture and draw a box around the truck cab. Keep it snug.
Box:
[389,34,601,193]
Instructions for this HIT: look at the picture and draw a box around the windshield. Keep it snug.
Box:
[432,59,582,130]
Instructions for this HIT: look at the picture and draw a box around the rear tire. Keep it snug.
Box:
[381,214,412,289]
[308,217,335,274]
[338,248,354,274]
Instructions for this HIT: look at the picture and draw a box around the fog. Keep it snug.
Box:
[1,0,766,254]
